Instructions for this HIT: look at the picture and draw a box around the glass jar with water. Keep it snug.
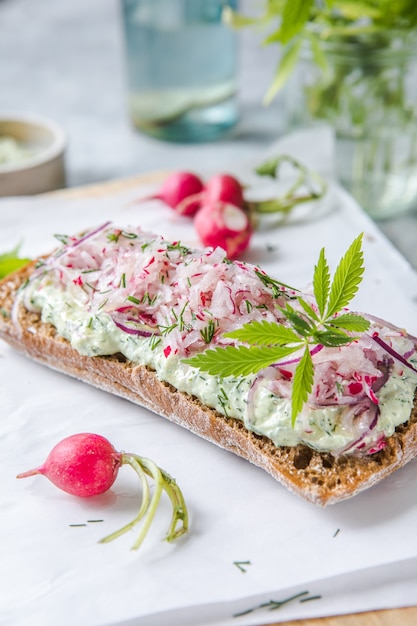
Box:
[121,0,239,142]
[282,30,417,220]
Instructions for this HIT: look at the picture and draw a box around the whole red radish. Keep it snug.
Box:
[194,201,252,259]
[149,171,204,216]
[17,433,121,497]
[204,174,245,209]
[17,433,188,550]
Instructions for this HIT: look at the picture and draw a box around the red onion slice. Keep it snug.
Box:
[334,404,380,456]
[110,310,159,337]
[71,222,112,250]
[371,333,417,375]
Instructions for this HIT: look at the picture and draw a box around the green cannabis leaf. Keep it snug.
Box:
[291,346,314,423]
[184,344,300,378]
[328,313,370,332]
[225,320,300,346]
[183,234,370,426]
[326,235,365,317]
[313,247,330,318]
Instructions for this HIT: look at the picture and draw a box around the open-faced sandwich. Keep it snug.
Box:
[1,222,416,505]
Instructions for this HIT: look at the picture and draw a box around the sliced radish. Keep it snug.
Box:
[194,201,252,259]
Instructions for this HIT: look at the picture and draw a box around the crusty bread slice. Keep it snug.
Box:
[1,262,417,506]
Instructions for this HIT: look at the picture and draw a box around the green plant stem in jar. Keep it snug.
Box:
[226,2,417,219]
[284,30,417,219]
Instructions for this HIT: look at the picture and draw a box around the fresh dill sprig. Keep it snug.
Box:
[107,230,138,244]
[254,269,297,298]
[166,242,191,256]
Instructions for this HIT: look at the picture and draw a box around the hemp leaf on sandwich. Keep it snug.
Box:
[184,233,370,425]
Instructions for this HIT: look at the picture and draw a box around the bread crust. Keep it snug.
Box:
[1,262,417,506]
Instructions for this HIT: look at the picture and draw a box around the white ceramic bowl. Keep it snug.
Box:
[0,112,66,197]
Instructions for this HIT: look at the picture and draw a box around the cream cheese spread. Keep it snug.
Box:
[20,223,417,456]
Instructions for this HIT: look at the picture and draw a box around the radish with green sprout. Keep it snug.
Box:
[17,432,189,551]
[135,157,327,259]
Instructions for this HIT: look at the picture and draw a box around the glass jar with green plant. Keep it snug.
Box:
[225,1,417,220]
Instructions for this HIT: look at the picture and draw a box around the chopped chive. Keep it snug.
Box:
[54,234,70,245]
[97,298,109,311]
[85,282,99,292]
[299,595,322,603]
[254,269,296,298]
[200,319,216,344]
[233,560,251,573]
[149,336,162,350]
[166,242,191,255]
[233,591,311,618]
[107,232,120,243]
[159,322,178,335]
[219,387,228,400]
[245,299,253,313]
